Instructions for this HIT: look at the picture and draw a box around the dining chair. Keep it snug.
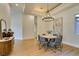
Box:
[53,34,58,36]
[48,33,58,48]
[38,35,48,50]
[48,38,56,48]
[49,35,63,52]
[54,35,63,51]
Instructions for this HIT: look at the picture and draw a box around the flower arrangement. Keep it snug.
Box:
[47,30,52,34]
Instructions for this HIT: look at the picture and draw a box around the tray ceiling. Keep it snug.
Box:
[9,3,61,16]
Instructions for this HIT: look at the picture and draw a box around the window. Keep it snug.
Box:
[75,14,79,35]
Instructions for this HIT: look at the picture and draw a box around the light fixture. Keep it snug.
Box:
[15,4,19,6]
[42,4,54,22]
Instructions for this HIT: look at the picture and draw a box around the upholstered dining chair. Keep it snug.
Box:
[49,35,63,52]
[57,35,63,47]
[38,35,48,50]
[48,38,56,48]
[53,34,58,36]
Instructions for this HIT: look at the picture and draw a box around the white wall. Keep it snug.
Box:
[10,5,37,40]
[23,15,48,40]
[23,15,34,39]
[50,4,79,48]
[10,7,23,40]
[37,16,48,34]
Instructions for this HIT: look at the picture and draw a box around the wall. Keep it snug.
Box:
[37,16,48,34]
[10,6,23,40]
[23,15,34,39]
[10,5,37,40]
[50,3,79,48]
[23,15,49,40]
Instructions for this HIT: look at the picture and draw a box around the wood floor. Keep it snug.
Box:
[10,39,79,56]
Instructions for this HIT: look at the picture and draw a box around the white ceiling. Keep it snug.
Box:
[9,3,61,16]
[24,3,61,15]
[9,3,25,11]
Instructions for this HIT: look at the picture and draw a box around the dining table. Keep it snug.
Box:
[40,34,57,41]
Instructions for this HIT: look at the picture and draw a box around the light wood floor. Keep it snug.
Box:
[10,39,79,56]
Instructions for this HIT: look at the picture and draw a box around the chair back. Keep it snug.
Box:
[38,35,48,42]
[53,34,58,36]
[38,35,40,41]
[40,37,46,42]
[54,35,62,45]
[58,35,62,41]
[55,38,61,43]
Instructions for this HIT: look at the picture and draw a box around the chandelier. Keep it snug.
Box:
[42,4,54,22]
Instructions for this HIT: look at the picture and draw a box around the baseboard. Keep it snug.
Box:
[15,39,23,40]
[63,41,79,49]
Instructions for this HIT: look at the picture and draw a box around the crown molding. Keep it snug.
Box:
[50,3,79,15]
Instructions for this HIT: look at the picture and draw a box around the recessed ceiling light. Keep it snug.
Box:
[15,4,19,6]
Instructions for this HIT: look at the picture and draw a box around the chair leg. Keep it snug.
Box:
[50,46,57,53]
[50,44,63,52]
[60,44,63,52]
[51,48,56,53]
[38,43,42,50]
[58,44,63,52]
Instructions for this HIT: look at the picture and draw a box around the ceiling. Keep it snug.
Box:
[9,3,61,16]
